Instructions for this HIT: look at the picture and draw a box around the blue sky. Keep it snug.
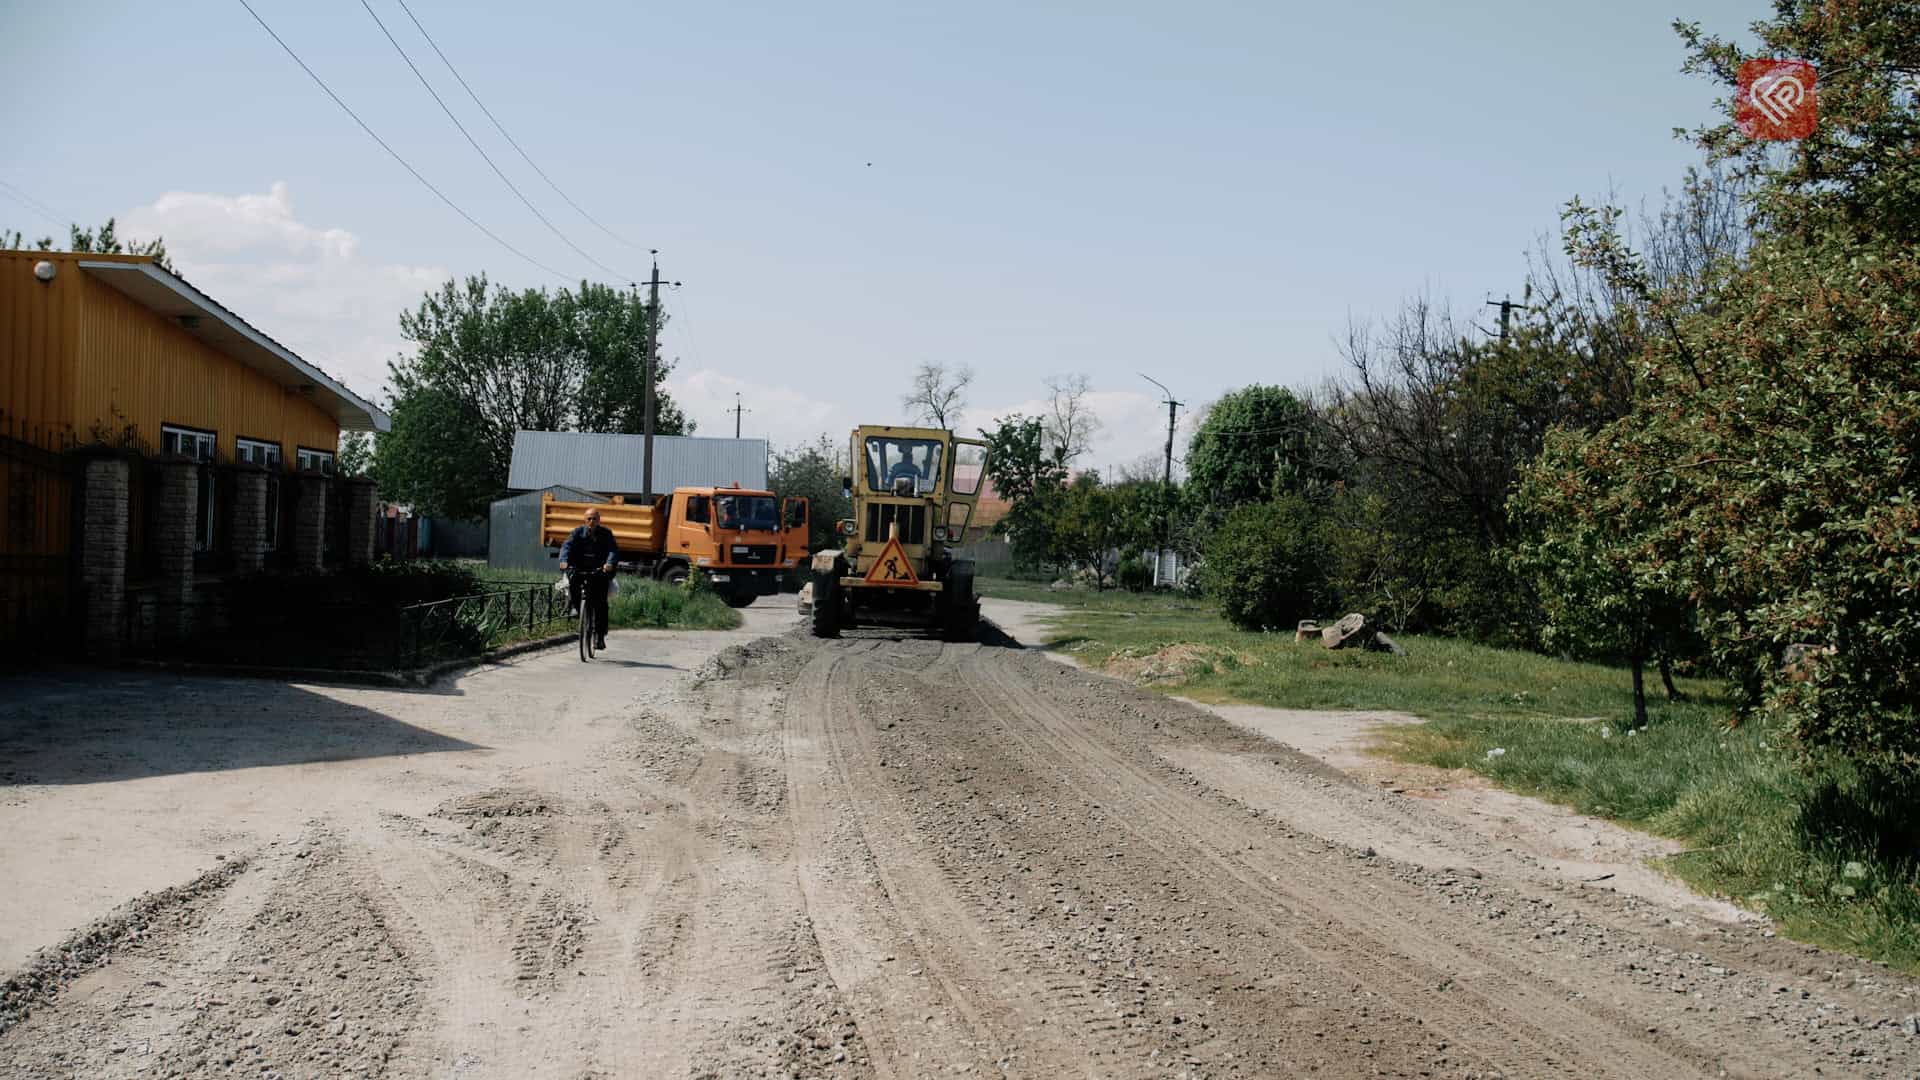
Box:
[2,0,1759,473]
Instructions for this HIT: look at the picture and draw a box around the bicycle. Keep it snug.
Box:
[567,566,611,662]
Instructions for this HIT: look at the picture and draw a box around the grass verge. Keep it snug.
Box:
[607,580,741,631]
[991,582,1920,972]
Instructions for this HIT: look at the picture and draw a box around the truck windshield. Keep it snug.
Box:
[865,437,944,493]
[715,494,779,531]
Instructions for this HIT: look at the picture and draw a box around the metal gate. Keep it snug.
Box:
[0,417,77,653]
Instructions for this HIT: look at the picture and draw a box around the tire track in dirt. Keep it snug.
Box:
[787,642,1104,1078]
[947,640,1920,1078]
[962,651,1714,1077]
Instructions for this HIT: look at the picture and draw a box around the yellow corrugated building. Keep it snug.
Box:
[1,250,386,456]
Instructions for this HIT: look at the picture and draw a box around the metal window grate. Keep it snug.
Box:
[864,503,926,545]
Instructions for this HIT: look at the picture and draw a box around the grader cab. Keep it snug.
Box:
[808,425,990,641]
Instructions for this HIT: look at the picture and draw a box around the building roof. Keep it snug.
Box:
[507,430,769,495]
[75,256,389,433]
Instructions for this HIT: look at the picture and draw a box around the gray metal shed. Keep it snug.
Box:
[488,484,607,575]
[506,431,769,496]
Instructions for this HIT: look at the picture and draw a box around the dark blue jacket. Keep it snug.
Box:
[559,525,619,571]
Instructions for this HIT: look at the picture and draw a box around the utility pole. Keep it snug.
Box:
[637,253,681,501]
[1485,285,1532,347]
[640,254,661,501]
[1140,373,1184,587]
[731,392,750,439]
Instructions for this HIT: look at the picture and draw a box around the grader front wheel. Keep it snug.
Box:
[810,573,842,638]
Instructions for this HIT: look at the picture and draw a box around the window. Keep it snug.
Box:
[950,442,988,496]
[161,425,215,461]
[864,437,944,494]
[237,438,283,551]
[161,424,217,553]
[685,495,710,524]
[296,447,335,475]
[715,494,778,530]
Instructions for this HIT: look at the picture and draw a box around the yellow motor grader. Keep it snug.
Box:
[808,425,990,641]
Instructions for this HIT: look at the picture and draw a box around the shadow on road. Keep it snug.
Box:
[586,659,683,671]
[0,670,481,786]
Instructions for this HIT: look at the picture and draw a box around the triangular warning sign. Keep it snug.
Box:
[863,534,919,585]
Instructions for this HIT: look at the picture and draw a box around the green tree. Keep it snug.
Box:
[769,434,852,553]
[1048,472,1121,591]
[1528,0,1920,767]
[981,413,1068,571]
[374,275,688,519]
[1510,428,1696,726]
[5,218,172,271]
[1675,0,1920,245]
[336,431,373,478]
[1200,496,1331,631]
[1185,385,1323,514]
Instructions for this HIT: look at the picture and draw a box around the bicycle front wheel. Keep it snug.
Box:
[579,595,594,661]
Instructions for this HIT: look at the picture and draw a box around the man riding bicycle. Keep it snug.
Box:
[559,507,619,651]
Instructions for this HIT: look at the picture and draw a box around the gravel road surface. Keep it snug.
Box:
[2,611,1916,1078]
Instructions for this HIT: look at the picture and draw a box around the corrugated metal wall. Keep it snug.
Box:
[73,269,338,457]
[489,485,607,575]
[507,431,769,495]
[1,252,81,435]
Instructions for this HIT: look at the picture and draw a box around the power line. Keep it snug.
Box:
[358,0,629,282]
[235,0,570,282]
[0,178,66,228]
[391,0,648,253]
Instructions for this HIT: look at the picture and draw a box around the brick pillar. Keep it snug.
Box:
[293,471,329,572]
[229,464,269,574]
[155,458,199,638]
[79,455,130,660]
[343,477,378,566]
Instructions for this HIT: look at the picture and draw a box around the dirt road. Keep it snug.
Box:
[3,614,1917,1078]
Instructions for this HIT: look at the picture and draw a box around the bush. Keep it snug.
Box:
[1116,558,1154,592]
[1199,496,1330,631]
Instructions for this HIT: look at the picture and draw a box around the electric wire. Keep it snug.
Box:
[391,0,648,252]
[358,0,629,282]
[235,0,570,282]
[0,178,67,228]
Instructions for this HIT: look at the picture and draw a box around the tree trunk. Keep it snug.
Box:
[1630,651,1649,728]
[1658,654,1689,702]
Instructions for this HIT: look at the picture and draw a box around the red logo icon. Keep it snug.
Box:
[1737,59,1817,140]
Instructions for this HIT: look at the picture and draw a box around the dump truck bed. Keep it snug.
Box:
[540,493,666,556]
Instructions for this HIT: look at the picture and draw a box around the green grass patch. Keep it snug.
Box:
[1009,589,1920,972]
[606,579,741,631]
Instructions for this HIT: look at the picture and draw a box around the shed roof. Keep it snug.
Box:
[75,255,389,432]
[507,430,769,495]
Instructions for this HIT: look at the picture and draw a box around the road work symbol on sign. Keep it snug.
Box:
[864,534,919,585]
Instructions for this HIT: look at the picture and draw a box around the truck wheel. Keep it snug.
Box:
[661,564,690,587]
[810,575,840,638]
[724,592,756,609]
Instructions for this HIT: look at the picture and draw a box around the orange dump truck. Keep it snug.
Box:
[541,485,809,608]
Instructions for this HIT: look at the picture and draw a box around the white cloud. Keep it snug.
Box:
[118,182,443,406]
